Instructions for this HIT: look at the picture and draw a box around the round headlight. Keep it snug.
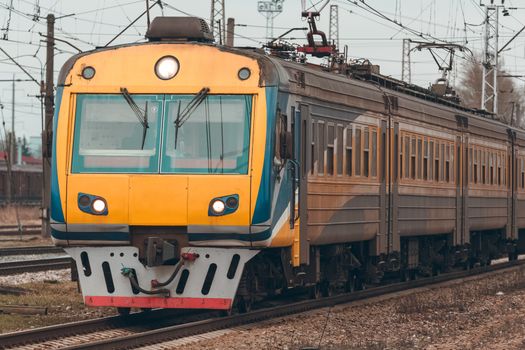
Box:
[91,198,107,214]
[211,199,226,214]
[155,56,179,80]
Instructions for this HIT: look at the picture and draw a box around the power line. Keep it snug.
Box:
[346,0,465,44]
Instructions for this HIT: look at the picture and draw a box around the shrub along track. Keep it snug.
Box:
[1,260,523,350]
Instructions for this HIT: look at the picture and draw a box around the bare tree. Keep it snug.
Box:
[456,55,525,127]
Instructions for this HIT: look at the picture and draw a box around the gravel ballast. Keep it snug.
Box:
[167,267,525,350]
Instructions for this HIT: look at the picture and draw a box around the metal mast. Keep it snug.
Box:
[210,0,226,44]
[257,0,284,41]
[401,39,411,84]
[481,3,500,114]
[329,5,339,50]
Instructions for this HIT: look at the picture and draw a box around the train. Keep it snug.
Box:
[51,16,525,313]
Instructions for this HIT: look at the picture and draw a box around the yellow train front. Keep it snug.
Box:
[50,17,298,311]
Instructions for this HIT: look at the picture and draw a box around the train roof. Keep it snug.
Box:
[56,35,522,140]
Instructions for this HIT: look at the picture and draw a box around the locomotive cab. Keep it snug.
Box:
[50,17,294,310]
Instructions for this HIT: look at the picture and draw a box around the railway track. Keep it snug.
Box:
[0,259,523,350]
[0,257,73,276]
[0,225,42,236]
[0,246,64,256]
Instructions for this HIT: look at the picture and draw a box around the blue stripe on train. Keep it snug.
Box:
[251,86,278,225]
[51,229,130,241]
[188,229,271,242]
[51,229,271,242]
[51,87,65,223]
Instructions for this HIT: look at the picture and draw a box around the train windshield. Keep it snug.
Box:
[71,93,252,174]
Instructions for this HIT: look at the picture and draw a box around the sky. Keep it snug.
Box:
[1,0,525,139]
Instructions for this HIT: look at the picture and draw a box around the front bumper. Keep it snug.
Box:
[66,246,259,310]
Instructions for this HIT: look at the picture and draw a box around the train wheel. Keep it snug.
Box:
[345,273,356,293]
[399,269,409,282]
[309,284,321,299]
[320,281,334,297]
[117,307,131,316]
[237,296,253,314]
[432,266,441,277]
[220,308,233,317]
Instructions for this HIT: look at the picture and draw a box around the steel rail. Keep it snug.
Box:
[0,246,64,256]
[0,260,522,349]
[0,309,201,349]
[0,225,41,230]
[0,257,73,275]
[0,229,43,236]
[30,260,525,350]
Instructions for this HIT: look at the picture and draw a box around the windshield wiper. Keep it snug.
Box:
[174,87,210,149]
[120,87,149,150]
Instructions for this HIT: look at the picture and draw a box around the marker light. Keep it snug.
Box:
[78,194,91,207]
[81,66,96,79]
[155,56,179,80]
[226,196,238,208]
[91,198,107,214]
[238,67,251,80]
[211,199,226,214]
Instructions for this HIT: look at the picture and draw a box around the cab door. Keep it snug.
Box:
[297,104,310,265]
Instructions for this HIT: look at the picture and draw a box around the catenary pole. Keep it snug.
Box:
[42,14,54,237]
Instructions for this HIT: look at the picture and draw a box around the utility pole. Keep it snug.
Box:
[42,13,54,237]
[5,75,14,204]
[329,5,339,50]
[257,0,284,41]
[481,2,501,114]
[226,17,235,47]
[210,0,226,45]
[11,74,15,169]
[401,39,411,84]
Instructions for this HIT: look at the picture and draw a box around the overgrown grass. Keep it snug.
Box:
[0,280,114,333]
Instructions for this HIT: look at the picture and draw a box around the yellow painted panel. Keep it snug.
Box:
[66,174,129,224]
[68,44,260,93]
[58,43,269,230]
[269,217,295,247]
[128,176,188,225]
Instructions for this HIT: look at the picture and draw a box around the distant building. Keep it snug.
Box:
[28,136,42,160]
[0,151,42,169]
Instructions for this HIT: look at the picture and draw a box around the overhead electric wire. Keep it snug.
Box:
[347,0,461,44]
[160,1,265,46]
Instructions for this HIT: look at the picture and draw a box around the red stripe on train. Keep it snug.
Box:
[85,296,232,309]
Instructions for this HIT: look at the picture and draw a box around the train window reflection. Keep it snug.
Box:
[72,94,162,173]
[337,125,343,176]
[72,93,252,175]
[363,128,369,177]
[355,128,361,176]
[345,126,352,176]
[162,95,251,174]
[327,124,335,175]
[371,130,377,177]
